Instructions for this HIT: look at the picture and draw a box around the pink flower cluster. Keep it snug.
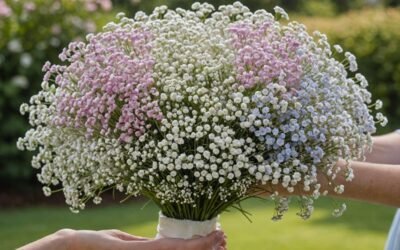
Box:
[0,0,11,17]
[23,2,36,12]
[44,28,162,143]
[229,21,307,89]
[84,0,112,12]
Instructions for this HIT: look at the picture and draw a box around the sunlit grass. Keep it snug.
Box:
[0,198,395,250]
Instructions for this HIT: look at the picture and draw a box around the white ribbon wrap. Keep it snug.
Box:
[155,212,220,239]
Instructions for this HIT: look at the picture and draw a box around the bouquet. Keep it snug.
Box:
[18,2,385,239]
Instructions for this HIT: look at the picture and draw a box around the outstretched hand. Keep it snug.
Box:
[19,228,227,250]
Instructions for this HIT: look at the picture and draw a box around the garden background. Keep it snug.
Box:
[0,0,399,249]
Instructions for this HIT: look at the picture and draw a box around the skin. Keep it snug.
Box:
[261,132,400,207]
[363,132,400,164]
[322,160,400,207]
[334,132,400,207]
[18,229,227,250]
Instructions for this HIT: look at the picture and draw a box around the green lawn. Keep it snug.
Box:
[0,197,396,250]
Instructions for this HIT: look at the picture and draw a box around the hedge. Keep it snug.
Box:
[0,0,115,182]
[298,8,400,133]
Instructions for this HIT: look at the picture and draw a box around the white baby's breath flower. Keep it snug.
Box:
[18,3,381,222]
[273,6,289,20]
[333,44,343,53]
[43,186,52,197]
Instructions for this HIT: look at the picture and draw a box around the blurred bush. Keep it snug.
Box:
[0,0,115,184]
[299,8,400,133]
[118,0,380,17]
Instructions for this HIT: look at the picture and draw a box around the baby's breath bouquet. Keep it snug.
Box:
[18,2,385,239]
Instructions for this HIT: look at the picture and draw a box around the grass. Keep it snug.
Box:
[0,197,396,250]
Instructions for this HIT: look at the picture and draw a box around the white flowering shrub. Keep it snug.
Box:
[18,2,385,221]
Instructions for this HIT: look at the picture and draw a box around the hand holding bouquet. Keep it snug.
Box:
[18,2,385,239]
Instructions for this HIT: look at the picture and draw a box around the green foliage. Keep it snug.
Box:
[299,8,400,132]
[116,0,379,17]
[300,0,338,17]
[0,0,115,181]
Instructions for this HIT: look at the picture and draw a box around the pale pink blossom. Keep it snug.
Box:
[0,0,12,17]
[46,28,162,142]
[229,21,309,89]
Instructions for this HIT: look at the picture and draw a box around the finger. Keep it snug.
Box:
[220,238,227,247]
[219,236,226,247]
[207,230,226,249]
[216,232,227,248]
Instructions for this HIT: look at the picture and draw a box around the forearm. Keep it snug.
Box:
[364,132,400,164]
[260,161,400,207]
[18,230,71,250]
[18,231,165,250]
[327,161,400,207]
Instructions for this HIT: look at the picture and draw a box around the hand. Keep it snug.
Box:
[19,228,227,250]
[70,229,228,250]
